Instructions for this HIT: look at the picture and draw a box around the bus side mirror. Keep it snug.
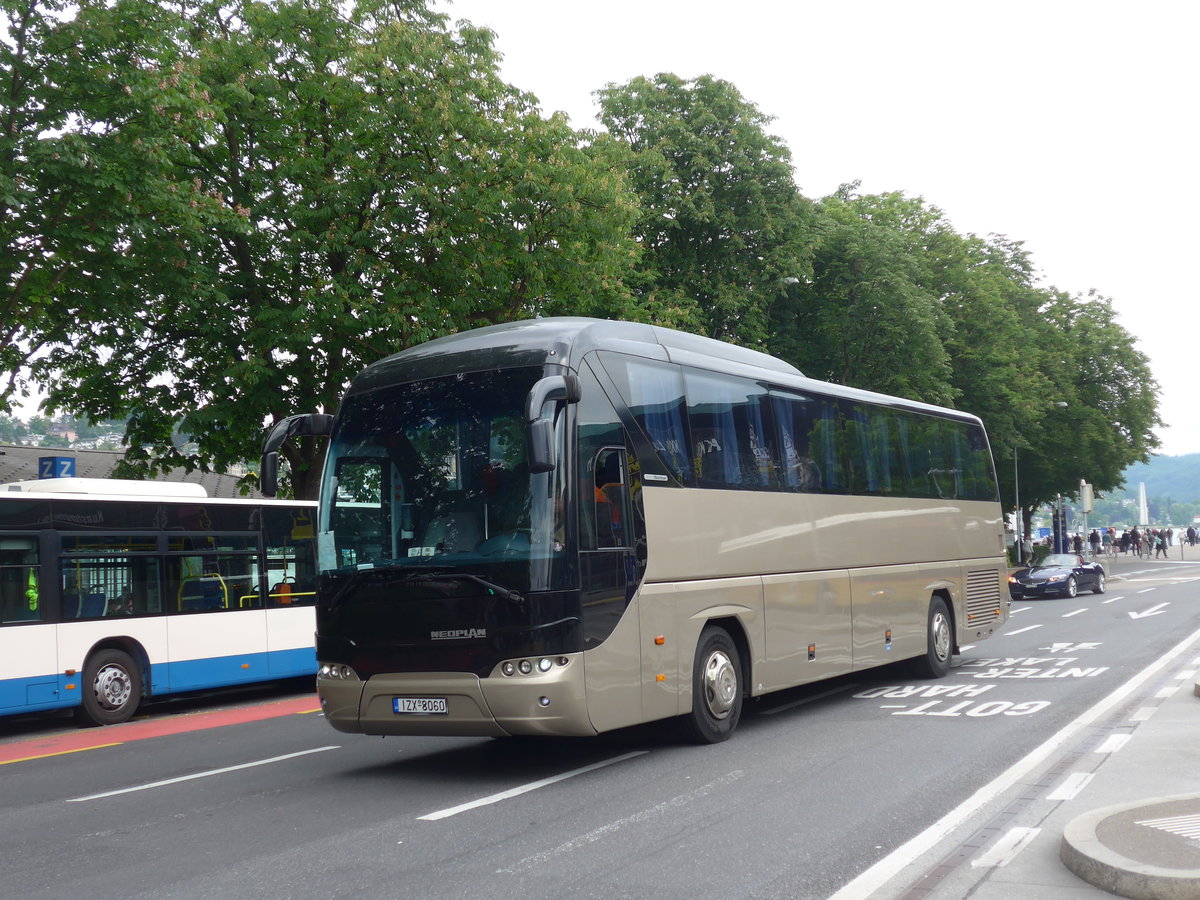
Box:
[260,413,335,497]
[525,374,581,474]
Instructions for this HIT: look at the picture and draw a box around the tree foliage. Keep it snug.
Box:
[23,0,641,497]
[2,4,1163,513]
[596,73,817,346]
[1,0,236,409]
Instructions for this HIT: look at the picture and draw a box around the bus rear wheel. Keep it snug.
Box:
[76,649,142,727]
[682,626,742,744]
[911,596,953,679]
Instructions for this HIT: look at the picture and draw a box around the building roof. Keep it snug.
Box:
[0,444,261,499]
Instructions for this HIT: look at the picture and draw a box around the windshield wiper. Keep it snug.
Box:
[410,572,525,604]
[324,565,525,608]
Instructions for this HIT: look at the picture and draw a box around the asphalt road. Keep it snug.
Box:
[2,555,1196,900]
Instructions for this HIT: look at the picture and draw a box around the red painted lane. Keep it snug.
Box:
[0,694,322,765]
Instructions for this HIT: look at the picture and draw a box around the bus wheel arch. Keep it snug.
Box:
[75,640,148,727]
[911,592,954,680]
[682,617,749,744]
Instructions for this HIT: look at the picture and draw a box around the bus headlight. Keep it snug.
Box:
[537,658,553,673]
[318,662,359,681]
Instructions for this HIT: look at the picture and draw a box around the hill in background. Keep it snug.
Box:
[1119,454,1200,502]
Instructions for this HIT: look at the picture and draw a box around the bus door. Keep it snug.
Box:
[0,534,59,711]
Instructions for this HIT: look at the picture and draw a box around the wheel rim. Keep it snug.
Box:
[1097,574,1106,591]
[931,610,951,662]
[701,649,738,720]
[1067,577,1077,598]
[92,663,133,711]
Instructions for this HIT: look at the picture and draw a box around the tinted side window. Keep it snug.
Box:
[684,369,775,489]
[598,353,692,484]
[771,390,844,493]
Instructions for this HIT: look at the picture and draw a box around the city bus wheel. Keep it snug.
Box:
[76,649,143,727]
[682,626,742,744]
[911,596,952,679]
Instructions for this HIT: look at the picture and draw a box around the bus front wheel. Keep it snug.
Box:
[682,626,742,744]
[76,649,143,727]
[911,596,953,679]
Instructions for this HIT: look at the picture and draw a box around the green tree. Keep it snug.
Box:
[772,187,955,404]
[596,73,817,347]
[1,0,238,411]
[1012,289,1160,527]
[33,0,640,498]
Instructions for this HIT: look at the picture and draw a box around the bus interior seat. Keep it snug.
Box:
[81,592,107,618]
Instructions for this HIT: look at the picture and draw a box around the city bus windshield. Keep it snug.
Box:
[317,367,569,593]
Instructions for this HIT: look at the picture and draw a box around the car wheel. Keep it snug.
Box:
[1092,573,1106,595]
[1064,576,1078,598]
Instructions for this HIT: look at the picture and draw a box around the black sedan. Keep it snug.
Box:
[1008,553,1106,599]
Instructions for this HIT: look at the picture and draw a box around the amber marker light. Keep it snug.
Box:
[656,674,666,682]
[654,635,665,645]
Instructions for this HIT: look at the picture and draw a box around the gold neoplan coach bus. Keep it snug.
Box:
[261,318,1008,743]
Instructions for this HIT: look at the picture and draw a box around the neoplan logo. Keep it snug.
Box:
[430,628,487,640]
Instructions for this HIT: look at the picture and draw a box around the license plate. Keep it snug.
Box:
[393,697,448,715]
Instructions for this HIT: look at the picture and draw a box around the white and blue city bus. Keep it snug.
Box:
[0,478,317,725]
[262,318,1008,743]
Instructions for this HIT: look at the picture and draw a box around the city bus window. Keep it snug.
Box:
[0,537,39,623]
[598,353,693,484]
[684,369,776,490]
[771,390,844,492]
[60,555,162,618]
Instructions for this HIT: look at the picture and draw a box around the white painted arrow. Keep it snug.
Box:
[1129,602,1169,620]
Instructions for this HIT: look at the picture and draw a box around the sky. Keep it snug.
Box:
[434,0,1200,456]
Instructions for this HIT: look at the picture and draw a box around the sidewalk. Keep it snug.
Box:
[938,550,1200,899]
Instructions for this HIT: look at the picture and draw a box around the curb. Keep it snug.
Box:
[1060,794,1200,900]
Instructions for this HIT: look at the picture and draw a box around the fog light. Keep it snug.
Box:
[538,696,551,707]
[518,659,533,675]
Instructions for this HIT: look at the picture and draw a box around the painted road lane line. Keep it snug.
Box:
[1062,608,1087,618]
[827,624,1200,900]
[67,746,339,802]
[417,751,648,821]
[1003,624,1043,636]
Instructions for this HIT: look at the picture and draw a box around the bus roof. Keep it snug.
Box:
[349,316,983,425]
[2,477,209,498]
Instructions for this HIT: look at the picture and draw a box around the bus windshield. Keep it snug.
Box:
[317,367,569,593]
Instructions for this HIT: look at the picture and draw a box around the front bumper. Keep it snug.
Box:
[316,652,597,737]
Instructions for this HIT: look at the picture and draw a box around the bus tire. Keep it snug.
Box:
[682,626,742,744]
[76,649,142,727]
[911,596,953,679]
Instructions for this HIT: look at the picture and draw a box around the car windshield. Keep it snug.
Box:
[316,367,570,592]
[1040,554,1080,568]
